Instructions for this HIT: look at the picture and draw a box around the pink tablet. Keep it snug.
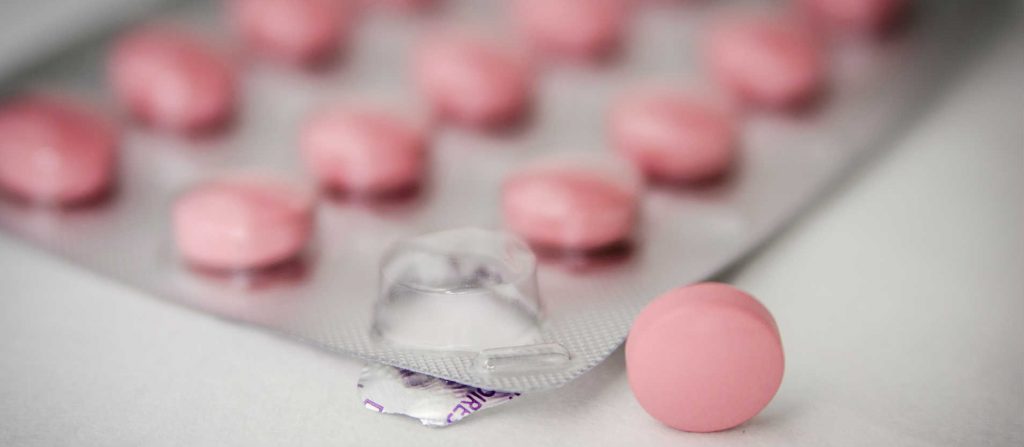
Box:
[502,156,641,252]
[173,174,315,271]
[512,0,630,61]
[626,282,784,433]
[413,31,533,129]
[230,0,353,66]
[802,0,909,34]
[299,105,428,197]
[610,87,738,184]
[109,26,237,133]
[0,95,118,206]
[706,16,825,109]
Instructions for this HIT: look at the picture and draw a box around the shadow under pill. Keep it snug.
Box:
[532,240,636,272]
[171,255,314,326]
[321,182,427,208]
[441,102,539,140]
[650,166,742,203]
[182,253,313,291]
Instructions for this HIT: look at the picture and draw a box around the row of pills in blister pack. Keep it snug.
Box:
[0,0,908,433]
[0,0,907,270]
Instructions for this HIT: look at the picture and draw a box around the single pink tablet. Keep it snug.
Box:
[502,156,641,252]
[512,0,630,61]
[299,105,428,197]
[802,0,909,34]
[706,17,825,109]
[626,282,784,433]
[610,88,738,184]
[173,174,315,271]
[413,31,533,129]
[230,0,352,66]
[109,26,237,133]
[0,95,118,205]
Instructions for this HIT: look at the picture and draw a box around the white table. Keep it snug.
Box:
[0,8,1021,447]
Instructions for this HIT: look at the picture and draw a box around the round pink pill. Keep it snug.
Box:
[230,0,352,66]
[502,157,640,252]
[109,26,237,133]
[802,0,909,34]
[299,105,428,197]
[610,88,738,184]
[173,174,315,271]
[512,0,630,61]
[626,282,784,433]
[706,17,825,109]
[413,32,533,129]
[0,95,118,205]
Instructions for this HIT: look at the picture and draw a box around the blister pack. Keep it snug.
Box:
[0,0,1011,393]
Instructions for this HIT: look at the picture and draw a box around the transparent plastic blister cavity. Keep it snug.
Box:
[0,0,1014,392]
[374,228,542,352]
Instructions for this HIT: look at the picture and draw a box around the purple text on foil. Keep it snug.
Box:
[446,388,521,424]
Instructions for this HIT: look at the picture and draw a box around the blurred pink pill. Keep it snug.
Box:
[626,282,784,433]
[300,106,427,197]
[231,0,352,66]
[413,32,533,129]
[0,96,118,205]
[109,26,237,133]
[173,174,315,271]
[802,0,909,34]
[512,0,630,61]
[502,157,640,252]
[707,17,825,109]
[610,88,738,184]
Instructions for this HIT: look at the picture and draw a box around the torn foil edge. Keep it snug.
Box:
[358,363,522,427]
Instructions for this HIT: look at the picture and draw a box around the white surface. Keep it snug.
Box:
[1,16,1022,447]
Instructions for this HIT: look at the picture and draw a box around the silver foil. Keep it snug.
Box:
[0,0,1013,392]
[359,362,521,427]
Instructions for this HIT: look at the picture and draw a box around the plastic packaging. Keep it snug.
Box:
[0,0,1011,392]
